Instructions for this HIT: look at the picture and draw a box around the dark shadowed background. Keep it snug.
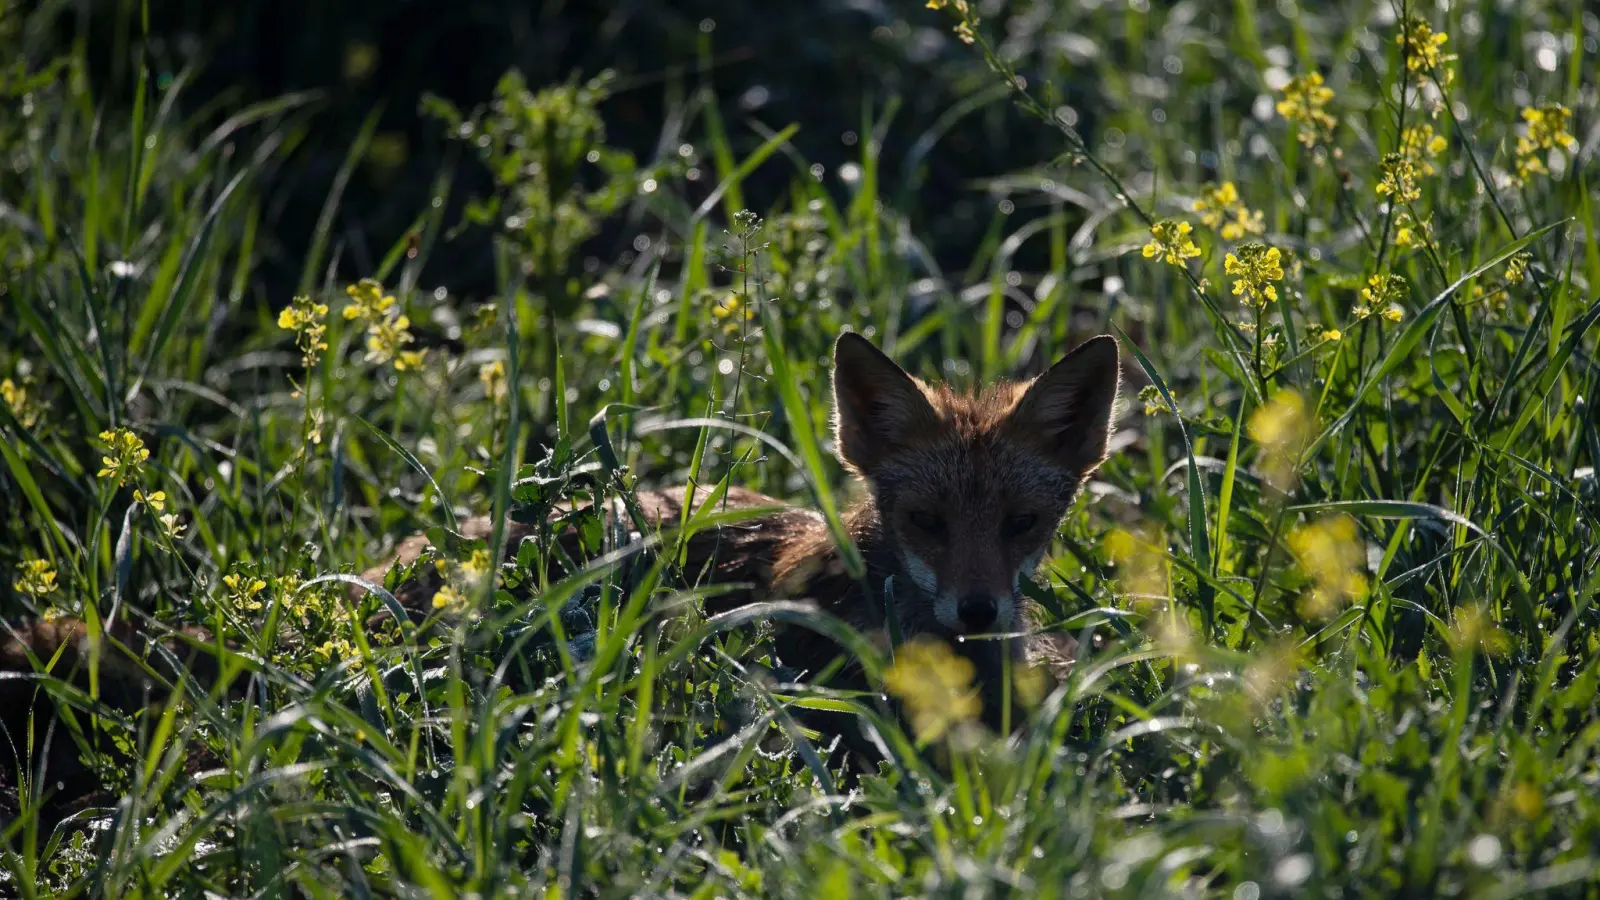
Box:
[51,0,1108,304]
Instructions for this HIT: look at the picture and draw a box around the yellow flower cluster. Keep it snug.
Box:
[134,489,184,540]
[1193,181,1265,241]
[1276,72,1337,148]
[883,637,982,742]
[313,636,358,666]
[1138,384,1172,417]
[479,360,508,404]
[1400,124,1448,174]
[1376,152,1424,204]
[1514,104,1578,183]
[713,292,759,334]
[1,377,39,429]
[1505,253,1532,285]
[1141,219,1201,267]
[431,584,467,612]
[1449,604,1510,656]
[1396,16,1453,74]
[224,571,269,612]
[277,295,330,370]
[1248,389,1311,491]
[1287,516,1369,619]
[924,0,978,44]
[1104,525,1170,605]
[1393,211,1433,250]
[462,547,492,580]
[97,427,150,486]
[1356,274,1407,323]
[13,559,58,598]
[1224,243,1285,308]
[345,279,425,371]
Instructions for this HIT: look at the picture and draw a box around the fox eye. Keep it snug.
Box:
[908,511,947,539]
[1002,513,1038,538]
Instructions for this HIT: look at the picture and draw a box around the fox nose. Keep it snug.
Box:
[957,595,997,631]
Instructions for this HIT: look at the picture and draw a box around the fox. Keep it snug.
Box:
[359,331,1121,739]
[1,331,1120,820]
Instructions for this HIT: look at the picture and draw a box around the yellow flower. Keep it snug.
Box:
[1193,181,1265,241]
[1449,604,1509,656]
[883,637,982,742]
[462,548,493,580]
[313,636,358,665]
[479,360,508,403]
[1514,104,1578,184]
[1286,516,1369,619]
[1392,211,1432,250]
[1396,16,1452,74]
[1104,525,1169,606]
[924,0,978,44]
[1,377,40,429]
[1400,124,1448,169]
[1376,152,1423,203]
[97,427,150,486]
[1223,243,1285,308]
[224,571,269,610]
[1193,181,1237,227]
[713,293,758,335]
[1505,253,1532,285]
[1137,384,1172,416]
[1508,782,1544,820]
[1275,72,1337,148]
[277,295,330,370]
[1356,274,1408,323]
[432,584,466,612]
[1141,219,1201,267]
[14,559,58,597]
[345,279,423,372]
[158,513,186,540]
[134,489,166,512]
[363,312,418,368]
[1320,329,1342,343]
[1248,390,1311,490]
[343,279,397,322]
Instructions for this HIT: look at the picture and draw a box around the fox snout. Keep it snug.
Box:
[910,545,1037,635]
[957,595,998,631]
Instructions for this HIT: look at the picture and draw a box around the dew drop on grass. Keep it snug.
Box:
[972,815,983,826]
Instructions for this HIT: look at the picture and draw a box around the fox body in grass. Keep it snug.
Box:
[1,332,1119,818]
[366,332,1121,693]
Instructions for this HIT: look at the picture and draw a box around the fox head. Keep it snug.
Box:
[830,332,1120,636]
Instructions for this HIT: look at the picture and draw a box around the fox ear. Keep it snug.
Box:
[831,332,937,477]
[1007,335,1121,478]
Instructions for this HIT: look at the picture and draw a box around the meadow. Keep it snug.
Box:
[3,0,1599,896]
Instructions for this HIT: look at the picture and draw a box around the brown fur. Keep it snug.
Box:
[0,617,225,824]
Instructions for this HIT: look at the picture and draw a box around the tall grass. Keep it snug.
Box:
[3,0,1599,896]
